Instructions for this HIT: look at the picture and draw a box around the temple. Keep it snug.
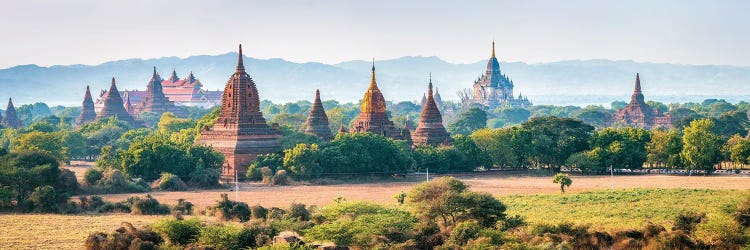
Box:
[412,75,453,146]
[2,98,23,129]
[76,85,97,127]
[96,70,222,111]
[471,41,532,109]
[610,73,672,129]
[350,62,411,140]
[304,89,333,140]
[133,67,187,118]
[96,78,144,127]
[195,45,282,178]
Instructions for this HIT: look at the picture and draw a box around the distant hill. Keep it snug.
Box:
[1,53,749,107]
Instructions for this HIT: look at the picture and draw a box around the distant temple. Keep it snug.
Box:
[132,67,188,118]
[75,85,97,127]
[470,41,531,109]
[349,62,411,141]
[195,45,282,178]
[610,73,671,129]
[96,78,144,128]
[305,89,333,141]
[2,98,23,129]
[412,75,452,146]
[95,70,222,111]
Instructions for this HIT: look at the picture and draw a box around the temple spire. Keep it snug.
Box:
[428,73,433,96]
[370,58,376,87]
[236,44,245,72]
[491,40,496,58]
[634,73,642,93]
[2,97,22,129]
[152,66,157,78]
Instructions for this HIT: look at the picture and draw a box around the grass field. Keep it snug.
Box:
[2,171,749,249]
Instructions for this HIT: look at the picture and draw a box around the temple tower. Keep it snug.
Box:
[351,61,410,140]
[305,89,333,140]
[2,98,23,129]
[412,74,452,146]
[134,67,187,118]
[76,85,97,127]
[610,73,671,128]
[196,45,282,178]
[97,77,142,127]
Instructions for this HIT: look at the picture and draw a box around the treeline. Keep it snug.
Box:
[85,177,750,250]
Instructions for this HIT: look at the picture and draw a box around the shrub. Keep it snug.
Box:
[286,203,311,221]
[672,211,705,233]
[449,220,482,246]
[500,215,526,230]
[173,198,194,216]
[247,165,263,181]
[251,205,268,220]
[96,169,149,194]
[273,169,290,186]
[211,193,251,222]
[239,221,278,248]
[151,218,202,245]
[197,224,243,250]
[153,173,188,191]
[261,167,274,184]
[29,185,64,213]
[694,216,745,249]
[188,166,220,188]
[733,194,750,227]
[84,222,163,250]
[84,168,104,185]
[129,195,170,215]
[59,169,79,192]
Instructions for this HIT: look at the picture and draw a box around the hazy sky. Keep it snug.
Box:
[1,0,749,69]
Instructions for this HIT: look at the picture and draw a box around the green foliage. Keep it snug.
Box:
[156,173,187,191]
[247,154,283,181]
[470,128,520,168]
[29,185,66,212]
[406,177,506,227]
[646,129,684,168]
[451,135,492,171]
[412,145,478,174]
[681,118,722,172]
[448,220,483,246]
[734,194,750,227]
[0,151,76,212]
[157,112,196,134]
[565,151,599,174]
[151,218,202,245]
[197,224,244,250]
[283,144,321,179]
[319,132,413,176]
[93,169,148,194]
[589,127,651,171]
[129,195,171,215]
[552,173,572,193]
[279,125,322,150]
[449,108,487,135]
[521,116,594,171]
[173,198,194,216]
[84,168,103,185]
[12,131,67,162]
[574,105,611,128]
[210,194,251,222]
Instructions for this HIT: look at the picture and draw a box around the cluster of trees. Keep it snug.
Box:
[85,177,750,249]
[0,151,78,212]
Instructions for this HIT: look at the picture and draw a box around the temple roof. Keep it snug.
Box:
[360,61,387,114]
[168,69,179,83]
[2,98,23,129]
[476,41,513,89]
[76,85,97,126]
[305,89,333,140]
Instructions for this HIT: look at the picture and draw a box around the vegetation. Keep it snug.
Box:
[552,173,572,193]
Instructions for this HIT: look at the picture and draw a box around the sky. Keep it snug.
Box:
[1,0,749,69]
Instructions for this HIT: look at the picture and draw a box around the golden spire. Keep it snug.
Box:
[370,58,376,87]
[491,40,496,58]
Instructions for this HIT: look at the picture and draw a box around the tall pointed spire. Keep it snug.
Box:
[491,40,496,58]
[169,69,179,83]
[97,77,142,127]
[412,73,452,146]
[2,98,23,129]
[76,85,97,127]
[236,44,245,72]
[305,89,333,140]
[634,73,642,93]
[125,94,135,115]
[370,58,376,87]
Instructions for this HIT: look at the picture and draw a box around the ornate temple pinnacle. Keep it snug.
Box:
[491,40,496,58]
[236,44,245,72]
[370,59,377,87]
[634,73,642,93]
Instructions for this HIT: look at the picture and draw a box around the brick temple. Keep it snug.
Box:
[2,98,23,129]
[610,73,671,129]
[133,67,187,118]
[350,62,411,141]
[471,41,531,109]
[96,78,144,128]
[75,85,97,127]
[305,89,333,140]
[195,45,282,178]
[412,75,453,146]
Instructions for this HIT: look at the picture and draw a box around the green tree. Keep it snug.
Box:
[681,118,722,173]
[552,173,572,193]
[157,112,196,133]
[283,144,322,179]
[451,135,492,171]
[448,108,487,135]
[521,117,594,172]
[470,128,518,169]
[589,127,651,172]
[319,133,412,176]
[646,129,683,168]
[406,177,505,227]
[574,106,610,128]
[12,131,67,162]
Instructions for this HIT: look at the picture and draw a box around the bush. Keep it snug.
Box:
[733,194,750,227]
[188,166,220,188]
[251,205,268,220]
[449,220,482,246]
[286,203,311,221]
[84,222,163,250]
[96,169,148,194]
[173,199,193,216]
[240,221,278,248]
[153,173,188,191]
[29,185,65,213]
[211,194,251,222]
[273,170,290,186]
[129,195,170,215]
[672,211,705,233]
[694,216,745,249]
[151,218,201,246]
[84,168,104,185]
[59,169,79,193]
[197,224,243,250]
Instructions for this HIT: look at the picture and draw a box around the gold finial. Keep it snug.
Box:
[491,40,496,58]
[370,58,376,86]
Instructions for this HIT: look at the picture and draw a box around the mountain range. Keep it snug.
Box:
[1,52,749,107]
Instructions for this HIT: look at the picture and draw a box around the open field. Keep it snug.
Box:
[97,174,750,208]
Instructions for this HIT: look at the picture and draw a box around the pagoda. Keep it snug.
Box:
[304,89,333,140]
[412,75,453,146]
[196,45,282,178]
[610,73,671,129]
[134,67,187,118]
[470,41,531,109]
[2,98,23,129]
[96,77,143,127]
[76,85,97,127]
[125,95,135,116]
[351,62,410,140]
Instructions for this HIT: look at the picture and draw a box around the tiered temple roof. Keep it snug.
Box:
[351,62,410,140]
[76,85,97,127]
[610,73,671,129]
[471,41,531,108]
[412,75,452,146]
[96,78,143,127]
[305,89,333,140]
[133,67,187,118]
[2,98,23,129]
[196,45,282,178]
